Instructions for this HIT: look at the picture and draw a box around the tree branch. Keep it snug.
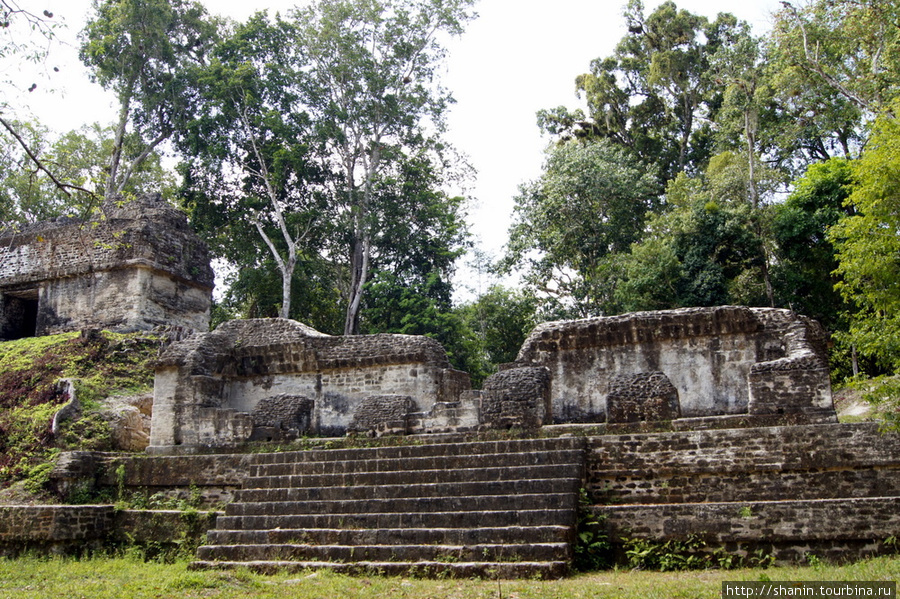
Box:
[780,1,871,111]
[0,115,99,201]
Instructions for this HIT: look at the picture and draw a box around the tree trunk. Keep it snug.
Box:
[344,231,370,335]
[745,110,759,209]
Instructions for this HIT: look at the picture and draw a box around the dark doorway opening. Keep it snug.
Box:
[1,289,40,340]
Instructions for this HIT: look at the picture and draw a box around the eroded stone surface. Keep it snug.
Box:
[0,194,213,339]
[480,367,550,429]
[511,306,833,424]
[149,318,471,450]
[606,371,680,424]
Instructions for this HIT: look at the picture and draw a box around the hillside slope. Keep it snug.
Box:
[0,330,162,499]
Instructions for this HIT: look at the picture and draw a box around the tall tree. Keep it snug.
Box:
[501,139,658,318]
[537,1,746,186]
[0,121,174,228]
[772,0,900,116]
[829,103,900,370]
[181,13,326,319]
[80,0,218,198]
[290,0,476,334]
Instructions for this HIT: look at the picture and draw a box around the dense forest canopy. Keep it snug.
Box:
[3,0,900,402]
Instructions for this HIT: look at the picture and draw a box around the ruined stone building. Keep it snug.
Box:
[148,306,835,452]
[0,194,213,339]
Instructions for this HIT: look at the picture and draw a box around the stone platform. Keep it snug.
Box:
[37,421,899,576]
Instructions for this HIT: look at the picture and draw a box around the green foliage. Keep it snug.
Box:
[769,0,900,116]
[842,375,900,432]
[456,285,538,373]
[293,0,477,334]
[623,535,773,571]
[538,1,752,185]
[363,270,488,385]
[573,489,613,572]
[615,194,769,313]
[772,157,853,332]
[0,119,180,228]
[502,139,658,318]
[830,103,900,371]
[0,332,160,491]
[182,3,473,330]
[79,0,219,197]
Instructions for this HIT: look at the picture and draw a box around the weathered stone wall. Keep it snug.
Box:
[50,451,254,507]
[148,319,471,451]
[480,367,551,429]
[598,497,900,565]
[0,194,213,338]
[588,422,900,565]
[585,423,900,504]
[0,505,217,557]
[512,306,833,423]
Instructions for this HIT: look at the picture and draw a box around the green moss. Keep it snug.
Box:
[0,331,163,493]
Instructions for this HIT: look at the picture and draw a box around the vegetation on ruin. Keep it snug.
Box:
[0,332,161,496]
[5,1,900,400]
[0,554,897,599]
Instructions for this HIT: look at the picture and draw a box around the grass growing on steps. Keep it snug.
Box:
[0,555,897,599]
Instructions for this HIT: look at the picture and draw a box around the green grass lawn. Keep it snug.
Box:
[0,556,897,599]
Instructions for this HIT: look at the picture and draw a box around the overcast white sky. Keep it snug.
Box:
[10,0,783,298]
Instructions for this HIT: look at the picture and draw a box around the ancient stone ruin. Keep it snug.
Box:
[148,318,472,452]
[507,305,835,425]
[5,212,891,578]
[15,304,900,577]
[0,194,213,339]
[148,306,835,452]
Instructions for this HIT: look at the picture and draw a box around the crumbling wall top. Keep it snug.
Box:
[517,306,763,362]
[0,194,214,290]
[156,318,453,376]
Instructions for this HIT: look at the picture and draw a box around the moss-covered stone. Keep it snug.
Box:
[0,330,162,494]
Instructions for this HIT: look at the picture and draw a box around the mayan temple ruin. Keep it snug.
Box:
[0,193,213,340]
[0,196,898,577]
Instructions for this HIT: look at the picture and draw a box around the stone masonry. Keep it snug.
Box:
[147,306,835,451]
[149,318,471,451]
[0,194,213,339]
[508,306,834,424]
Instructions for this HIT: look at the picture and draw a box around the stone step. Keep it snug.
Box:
[251,449,585,477]
[206,525,573,547]
[224,493,576,517]
[194,438,586,578]
[248,437,586,468]
[247,463,583,489]
[189,559,570,579]
[234,477,581,503]
[196,542,571,563]
[215,508,576,531]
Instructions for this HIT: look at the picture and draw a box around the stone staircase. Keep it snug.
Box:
[191,437,586,578]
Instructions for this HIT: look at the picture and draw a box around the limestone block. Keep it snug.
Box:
[481,367,551,429]
[348,395,416,435]
[100,393,154,452]
[606,371,680,423]
[251,394,314,440]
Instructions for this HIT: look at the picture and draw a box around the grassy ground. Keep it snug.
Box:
[0,555,897,599]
